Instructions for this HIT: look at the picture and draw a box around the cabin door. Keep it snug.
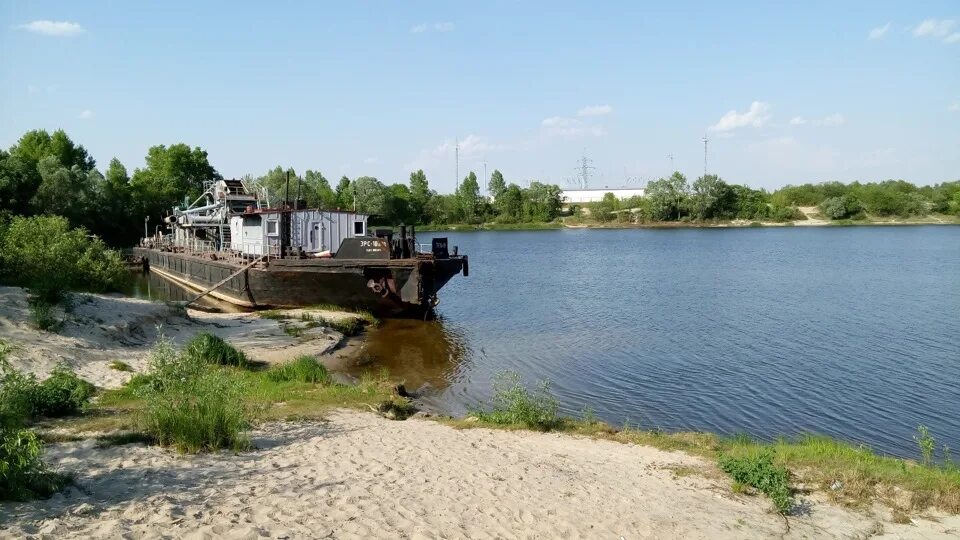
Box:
[309,222,321,251]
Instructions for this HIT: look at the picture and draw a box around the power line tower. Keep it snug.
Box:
[455,138,460,191]
[574,151,595,189]
[483,159,488,193]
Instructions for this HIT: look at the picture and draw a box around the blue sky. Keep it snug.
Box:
[1,1,958,193]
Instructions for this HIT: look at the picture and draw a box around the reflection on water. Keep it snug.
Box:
[126,271,249,313]
[349,318,470,393]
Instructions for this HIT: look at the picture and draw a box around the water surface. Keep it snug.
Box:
[364,226,960,458]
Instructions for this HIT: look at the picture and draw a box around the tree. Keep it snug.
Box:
[0,150,37,216]
[691,174,735,220]
[31,156,96,226]
[381,183,413,224]
[129,143,220,221]
[495,183,524,222]
[819,195,864,219]
[646,172,689,221]
[352,176,387,215]
[96,158,135,245]
[489,169,506,199]
[456,171,481,223]
[592,192,619,222]
[334,176,352,209]
[10,129,95,173]
[302,170,335,208]
[409,169,431,223]
[522,182,563,222]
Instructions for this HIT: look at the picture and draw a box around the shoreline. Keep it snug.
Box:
[3,288,960,537]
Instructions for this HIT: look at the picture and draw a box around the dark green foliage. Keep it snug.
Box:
[31,367,95,418]
[819,195,864,220]
[182,332,249,368]
[718,449,793,513]
[473,371,561,431]
[0,215,128,302]
[266,356,331,384]
[28,298,60,331]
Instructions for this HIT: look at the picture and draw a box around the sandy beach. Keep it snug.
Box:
[0,410,956,539]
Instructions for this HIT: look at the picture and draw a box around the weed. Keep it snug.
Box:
[472,371,561,431]
[182,332,249,368]
[108,360,133,372]
[914,425,935,466]
[718,449,793,514]
[266,356,331,384]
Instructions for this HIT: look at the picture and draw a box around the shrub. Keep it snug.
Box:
[0,215,128,303]
[108,360,133,372]
[266,356,331,384]
[819,195,864,220]
[28,299,60,332]
[0,353,70,501]
[718,449,793,513]
[182,332,249,368]
[473,371,561,431]
[31,366,95,418]
[136,336,249,453]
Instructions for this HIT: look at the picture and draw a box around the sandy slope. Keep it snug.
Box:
[1,411,958,539]
[0,286,358,388]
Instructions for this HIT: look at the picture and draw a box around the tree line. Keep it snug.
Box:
[584,173,960,224]
[2,129,958,249]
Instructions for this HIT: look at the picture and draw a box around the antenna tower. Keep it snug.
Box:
[702,135,708,178]
[455,138,460,191]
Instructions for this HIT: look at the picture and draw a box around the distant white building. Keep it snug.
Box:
[561,188,646,204]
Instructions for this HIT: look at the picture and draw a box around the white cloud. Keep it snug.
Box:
[577,105,613,117]
[541,116,605,138]
[789,116,807,125]
[78,109,93,120]
[913,19,958,43]
[18,20,84,37]
[869,23,891,40]
[817,113,846,126]
[949,102,960,112]
[708,101,772,132]
[411,21,455,33]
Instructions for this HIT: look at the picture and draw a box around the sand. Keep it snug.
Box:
[0,286,360,388]
[1,410,957,539]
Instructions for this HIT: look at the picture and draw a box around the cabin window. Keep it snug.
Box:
[266,220,278,236]
[354,221,365,235]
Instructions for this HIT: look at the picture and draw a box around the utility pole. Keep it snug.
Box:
[702,135,708,178]
[483,159,488,193]
[455,138,459,192]
[667,153,674,173]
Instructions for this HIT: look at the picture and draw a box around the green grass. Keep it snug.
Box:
[30,366,96,418]
[470,371,561,431]
[182,332,250,367]
[108,360,133,372]
[28,298,60,332]
[261,309,371,337]
[266,356,331,384]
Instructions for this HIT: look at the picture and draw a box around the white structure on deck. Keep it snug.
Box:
[561,188,646,204]
[229,210,370,256]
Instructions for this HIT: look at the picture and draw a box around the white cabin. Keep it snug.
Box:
[230,209,370,256]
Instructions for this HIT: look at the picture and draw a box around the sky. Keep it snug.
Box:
[1,1,958,193]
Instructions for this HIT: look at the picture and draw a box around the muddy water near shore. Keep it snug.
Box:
[360,226,960,459]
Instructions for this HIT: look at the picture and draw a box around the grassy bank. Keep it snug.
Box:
[418,221,564,232]
[457,372,960,516]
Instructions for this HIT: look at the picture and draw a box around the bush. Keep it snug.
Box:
[267,356,331,384]
[31,366,95,418]
[718,449,793,513]
[473,371,561,431]
[28,299,60,331]
[0,215,128,303]
[819,195,864,220]
[182,332,249,368]
[136,336,249,453]
[0,351,70,501]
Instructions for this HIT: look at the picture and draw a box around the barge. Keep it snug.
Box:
[133,179,467,316]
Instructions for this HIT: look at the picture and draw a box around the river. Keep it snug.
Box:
[361,226,960,459]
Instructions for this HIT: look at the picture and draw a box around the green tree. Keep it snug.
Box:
[494,183,524,222]
[334,176,352,209]
[489,169,506,199]
[352,176,387,215]
[819,195,864,219]
[381,183,413,224]
[10,129,95,173]
[303,170,335,208]
[456,171,482,223]
[129,144,220,221]
[646,172,689,221]
[691,174,735,220]
[522,182,563,222]
[31,156,96,226]
[592,192,619,222]
[408,169,431,223]
[96,158,135,245]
